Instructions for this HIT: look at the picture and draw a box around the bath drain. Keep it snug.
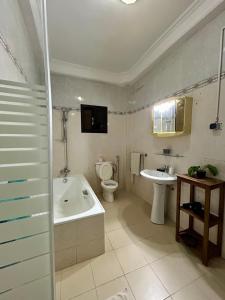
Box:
[64,199,69,203]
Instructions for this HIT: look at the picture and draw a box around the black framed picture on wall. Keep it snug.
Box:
[81,104,108,133]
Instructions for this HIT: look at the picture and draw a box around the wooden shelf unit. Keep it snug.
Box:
[176,174,225,266]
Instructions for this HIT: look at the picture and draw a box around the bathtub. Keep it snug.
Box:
[53,175,105,271]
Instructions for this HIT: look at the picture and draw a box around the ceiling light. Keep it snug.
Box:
[128,100,136,105]
[120,0,137,5]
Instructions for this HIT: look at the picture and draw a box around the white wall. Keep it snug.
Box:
[51,74,128,112]
[127,9,225,111]
[0,0,42,83]
[53,110,126,193]
[51,74,127,192]
[126,78,225,256]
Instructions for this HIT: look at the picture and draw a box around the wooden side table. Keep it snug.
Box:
[176,174,225,265]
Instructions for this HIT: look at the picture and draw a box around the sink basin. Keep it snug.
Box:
[140,169,177,224]
[140,169,177,185]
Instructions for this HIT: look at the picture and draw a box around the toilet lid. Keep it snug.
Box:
[99,162,113,180]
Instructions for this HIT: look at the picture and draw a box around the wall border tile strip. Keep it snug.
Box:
[52,72,225,115]
[126,72,225,114]
[0,31,28,82]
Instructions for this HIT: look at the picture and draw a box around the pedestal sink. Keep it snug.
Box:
[140,169,177,224]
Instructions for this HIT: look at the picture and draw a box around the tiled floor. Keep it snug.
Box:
[55,191,225,300]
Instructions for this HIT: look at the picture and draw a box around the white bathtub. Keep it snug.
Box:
[53,175,105,224]
[53,175,105,270]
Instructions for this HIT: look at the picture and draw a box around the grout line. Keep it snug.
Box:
[169,275,204,298]
[67,288,97,300]
[148,256,204,297]
[124,275,137,300]
[55,271,62,300]
[89,258,97,289]
[89,250,125,288]
[148,262,171,296]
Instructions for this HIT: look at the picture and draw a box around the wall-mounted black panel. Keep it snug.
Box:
[81,104,108,133]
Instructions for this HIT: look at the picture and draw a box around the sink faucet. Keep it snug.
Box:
[156,165,170,173]
[164,165,169,173]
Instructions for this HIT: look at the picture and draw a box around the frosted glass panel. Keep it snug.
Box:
[0,79,53,296]
[0,0,53,298]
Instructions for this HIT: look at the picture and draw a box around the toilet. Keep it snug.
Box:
[95,161,118,202]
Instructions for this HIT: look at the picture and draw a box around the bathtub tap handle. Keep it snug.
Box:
[60,167,71,177]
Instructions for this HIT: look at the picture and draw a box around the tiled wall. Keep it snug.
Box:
[124,9,225,257]
[126,79,225,256]
[51,74,128,112]
[52,74,128,193]
[54,214,105,270]
[127,9,225,112]
[0,0,42,83]
[53,109,126,193]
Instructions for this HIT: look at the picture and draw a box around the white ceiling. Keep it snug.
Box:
[47,0,224,84]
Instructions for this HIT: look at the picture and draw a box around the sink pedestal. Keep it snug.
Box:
[151,183,167,224]
[140,169,176,225]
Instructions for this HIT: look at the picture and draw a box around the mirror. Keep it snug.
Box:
[152,96,193,137]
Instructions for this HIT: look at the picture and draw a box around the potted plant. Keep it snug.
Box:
[188,164,218,179]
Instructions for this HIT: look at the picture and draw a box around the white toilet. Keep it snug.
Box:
[95,161,118,202]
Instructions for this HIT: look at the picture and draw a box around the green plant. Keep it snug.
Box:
[204,164,218,176]
[188,164,218,177]
[188,166,200,177]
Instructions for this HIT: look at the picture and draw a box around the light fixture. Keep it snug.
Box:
[120,0,137,5]
[75,96,84,102]
[128,100,136,105]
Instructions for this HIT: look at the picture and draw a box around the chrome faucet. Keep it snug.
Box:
[60,167,71,178]
[164,165,170,173]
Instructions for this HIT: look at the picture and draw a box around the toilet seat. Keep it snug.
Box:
[101,179,118,190]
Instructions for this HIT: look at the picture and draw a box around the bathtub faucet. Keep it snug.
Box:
[60,167,71,179]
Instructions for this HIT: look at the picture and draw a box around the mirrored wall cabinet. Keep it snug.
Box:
[152,96,193,137]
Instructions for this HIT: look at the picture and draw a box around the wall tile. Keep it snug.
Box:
[77,237,105,263]
[55,247,76,271]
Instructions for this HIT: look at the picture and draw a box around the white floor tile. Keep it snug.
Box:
[61,261,95,300]
[107,228,133,249]
[91,251,123,286]
[126,265,169,300]
[96,276,135,300]
[172,273,225,300]
[115,244,147,274]
[151,252,202,294]
[55,272,61,300]
[104,208,123,232]
[134,236,181,263]
[105,234,113,252]
[71,289,98,300]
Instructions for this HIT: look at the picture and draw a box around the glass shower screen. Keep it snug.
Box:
[0,0,54,299]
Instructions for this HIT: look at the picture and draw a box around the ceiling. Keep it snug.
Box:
[47,0,224,85]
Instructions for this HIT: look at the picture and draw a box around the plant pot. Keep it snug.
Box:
[196,169,206,179]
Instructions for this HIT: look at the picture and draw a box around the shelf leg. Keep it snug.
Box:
[189,184,195,230]
[176,178,181,242]
[202,188,210,266]
[217,184,225,256]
